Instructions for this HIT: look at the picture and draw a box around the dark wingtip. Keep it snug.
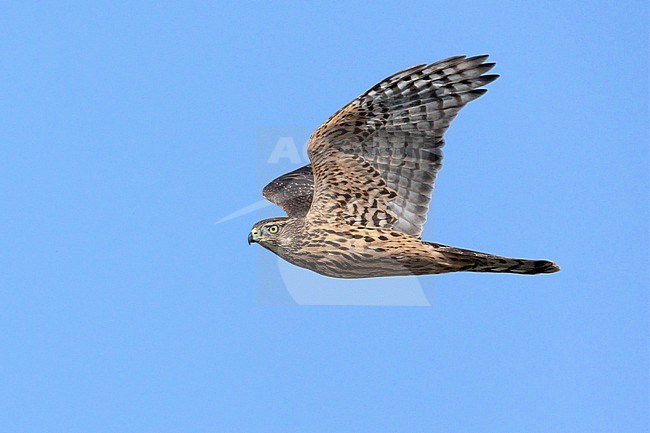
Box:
[467,54,490,63]
[482,74,500,84]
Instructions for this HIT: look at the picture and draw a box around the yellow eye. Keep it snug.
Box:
[268,225,278,234]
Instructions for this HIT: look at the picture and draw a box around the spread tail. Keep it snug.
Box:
[426,242,560,275]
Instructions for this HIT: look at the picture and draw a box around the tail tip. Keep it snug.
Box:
[535,260,560,274]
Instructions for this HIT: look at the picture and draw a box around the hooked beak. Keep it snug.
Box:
[248,228,259,245]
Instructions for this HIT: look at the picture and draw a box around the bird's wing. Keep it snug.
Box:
[306,55,498,236]
[262,164,314,217]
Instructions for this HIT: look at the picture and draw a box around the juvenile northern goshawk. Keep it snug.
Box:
[248,55,559,278]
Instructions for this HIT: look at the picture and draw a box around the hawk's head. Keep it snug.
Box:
[248,217,299,252]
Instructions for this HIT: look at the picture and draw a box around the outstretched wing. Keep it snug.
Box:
[262,165,313,217]
[306,55,498,236]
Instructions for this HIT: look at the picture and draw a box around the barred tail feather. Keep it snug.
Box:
[471,256,560,275]
[427,242,560,275]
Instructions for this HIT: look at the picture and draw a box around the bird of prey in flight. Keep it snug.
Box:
[248,55,559,278]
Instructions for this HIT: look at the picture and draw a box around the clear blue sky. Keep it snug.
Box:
[1,1,648,432]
